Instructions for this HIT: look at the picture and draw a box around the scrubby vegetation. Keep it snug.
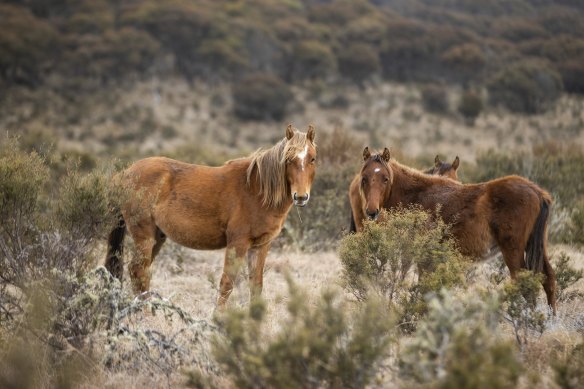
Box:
[2,137,584,387]
[3,1,584,387]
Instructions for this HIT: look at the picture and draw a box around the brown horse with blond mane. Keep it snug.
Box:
[105,125,317,307]
[349,147,556,313]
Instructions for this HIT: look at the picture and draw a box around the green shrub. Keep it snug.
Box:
[232,74,293,121]
[420,84,449,114]
[469,143,584,207]
[400,289,523,389]
[212,276,394,389]
[440,43,486,84]
[0,4,59,85]
[338,207,469,329]
[290,40,337,81]
[553,252,584,302]
[553,338,584,389]
[457,89,483,125]
[487,60,563,114]
[501,271,546,350]
[337,43,380,84]
[558,59,584,95]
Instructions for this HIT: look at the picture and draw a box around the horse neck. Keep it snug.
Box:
[387,161,441,206]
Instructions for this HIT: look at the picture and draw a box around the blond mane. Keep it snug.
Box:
[246,131,313,208]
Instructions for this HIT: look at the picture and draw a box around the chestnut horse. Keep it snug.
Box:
[105,125,317,307]
[349,147,556,313]
[424,155,460,181]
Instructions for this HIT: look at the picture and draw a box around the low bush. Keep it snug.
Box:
[0,141,218,385]
[457,89,483,125]
[212,276,394,389]
[501,271,546,350]
[338,207,469,330]
[232,74,293,121]
[420,84,449,115]
[289,40,337,82]
[553,252,584,302]
[400,290,523,389]
[337,43,380,84]
[487,60,563,114]
[553,337,584,389]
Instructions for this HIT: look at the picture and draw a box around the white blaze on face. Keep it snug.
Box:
[297,145,309,171]
[374,168,381,173]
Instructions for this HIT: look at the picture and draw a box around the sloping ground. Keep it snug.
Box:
[3,81,584,167]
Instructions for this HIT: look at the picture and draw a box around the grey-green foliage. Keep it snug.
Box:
[553,252,584,302]
[0,141,218,385]
[339,207,469,330]
[554,338,584,389]
[212,276,394,389]
[1,267,219,387]
[501,270,546,349]
[400,289,524,389]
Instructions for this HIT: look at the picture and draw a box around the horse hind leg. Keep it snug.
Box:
[501,246,557,314]
[542,254,557,315]
[500,246,525,281]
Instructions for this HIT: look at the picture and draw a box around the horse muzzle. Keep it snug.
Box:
[366,208,380,221]
[293,192,310,207]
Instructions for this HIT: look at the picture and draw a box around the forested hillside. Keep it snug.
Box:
[2,0,583,97]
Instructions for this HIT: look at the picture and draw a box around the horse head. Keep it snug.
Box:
[430,155,460,181]
[285,124,317,207]
[360,147,392,220]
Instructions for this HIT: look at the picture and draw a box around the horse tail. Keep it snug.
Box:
[105,214,126,281]
[350,211,357,233]
[525,197,550,273]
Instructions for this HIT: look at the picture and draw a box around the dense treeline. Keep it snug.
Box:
[1,0,583,111]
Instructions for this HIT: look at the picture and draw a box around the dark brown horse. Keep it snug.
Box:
[105,125,317,307]
[349,147,556,313]
[424,155,460,181]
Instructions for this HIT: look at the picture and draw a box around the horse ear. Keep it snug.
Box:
[363,146,371,161]
[382,147,391,162]
[452,156,460,170]
[435,155,441,167]
[286,124,294,140]
[307,124,316,143]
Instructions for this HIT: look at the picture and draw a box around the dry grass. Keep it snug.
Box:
[81,239,584,388]
[3,81,584,170]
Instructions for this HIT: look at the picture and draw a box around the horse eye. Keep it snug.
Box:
[361,177,367,185]
[311,158,316,164]
[384,177,389,183]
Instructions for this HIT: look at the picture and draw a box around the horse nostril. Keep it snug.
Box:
[293,192,298,201]
[366,208,379,219]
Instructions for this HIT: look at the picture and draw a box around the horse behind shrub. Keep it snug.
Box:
[349,147,556,313]
[424,154,460,181]
[105,125,317,307]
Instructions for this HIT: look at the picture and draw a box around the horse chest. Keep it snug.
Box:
[249,212,287,246]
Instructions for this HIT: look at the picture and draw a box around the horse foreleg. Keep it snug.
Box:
[248,243,270,300]
[129,237,156,294]
[217,243,249,308]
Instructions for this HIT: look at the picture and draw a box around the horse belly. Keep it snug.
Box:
[155,213,227,250]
